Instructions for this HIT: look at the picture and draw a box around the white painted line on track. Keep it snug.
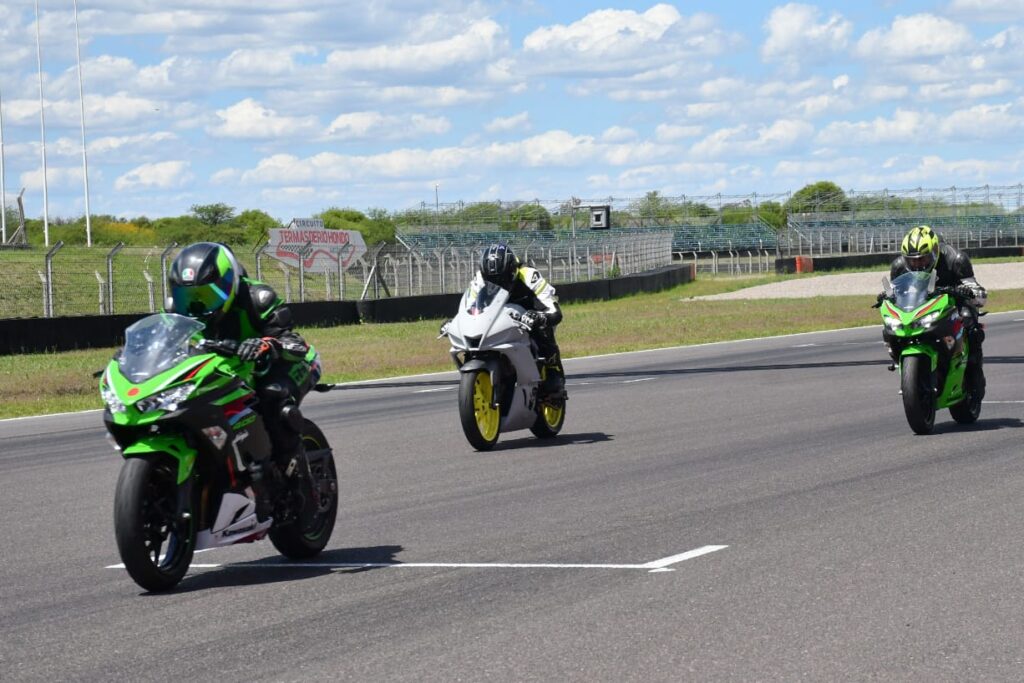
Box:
[983,400,1024,404]
[106,544,727,573]
[621,377,655,384]
[414,386,456,393]
[641,545,729,573]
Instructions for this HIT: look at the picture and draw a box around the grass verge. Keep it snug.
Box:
[3,274,1023,419]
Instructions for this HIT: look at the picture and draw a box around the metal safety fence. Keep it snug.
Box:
[0,231,672,319]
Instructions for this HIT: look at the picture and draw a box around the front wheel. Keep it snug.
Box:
[901,355,936,435]
[459,369,500,451]
[113,455,195,592]
[269,421,338,559]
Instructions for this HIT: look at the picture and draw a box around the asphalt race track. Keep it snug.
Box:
[4,313,1024,680]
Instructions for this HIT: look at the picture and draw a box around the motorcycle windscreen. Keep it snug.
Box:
[119,313,205,383]
[891,271,936,312]
[464,281,507,316]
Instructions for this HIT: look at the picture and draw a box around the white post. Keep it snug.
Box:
[34,0,50,246]
[73,0,91,247]
[0,87,6,244]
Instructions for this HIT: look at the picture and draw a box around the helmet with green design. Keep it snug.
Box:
[167,242,241,324]
[900,225,940,272]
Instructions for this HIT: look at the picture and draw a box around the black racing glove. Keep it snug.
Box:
[237,337,280,363]
[439,319,452,337]
[872,292,888,309]
[956,284,976,301]
[521,310,547,331]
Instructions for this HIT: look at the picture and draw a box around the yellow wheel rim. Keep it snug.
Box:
[542,402,563,428]
[473,372,500,441]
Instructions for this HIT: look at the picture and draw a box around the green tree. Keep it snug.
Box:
[231,209,280,244]
[785,181,849,214]
[190,202,236,226]
[318,207,396,245]
[505,203,552,230]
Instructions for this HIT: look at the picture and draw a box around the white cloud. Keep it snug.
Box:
[521,4,737,77]
[946,0,1024,22]
[325,19,504,73]
[20,166,85,192]
[691,119,814,159]
[864,84,910,101]
[833,75,850,90]
[762,4,852,67]
[600,126,638,143]
[326,111,451,140]
[817,109,933,145]
[818,103,1023,146]
[856,14,973,61]
[207,98,320,139]
[484,112,531,134]
[115,161,193,191]
[655,124,703,142]
[918,79,1015,100]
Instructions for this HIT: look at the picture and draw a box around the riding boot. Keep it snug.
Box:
[540,353,565,397]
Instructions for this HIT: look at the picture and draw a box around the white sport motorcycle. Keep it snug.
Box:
[442,280,567,450]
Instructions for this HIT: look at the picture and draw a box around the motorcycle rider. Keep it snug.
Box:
[166,242,319,503]
[880,225,987,397]
[442,242,566,397]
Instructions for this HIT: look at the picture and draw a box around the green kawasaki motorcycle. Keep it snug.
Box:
[101,313,338,591]
[878,270,982,435]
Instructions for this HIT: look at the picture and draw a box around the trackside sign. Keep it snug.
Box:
[268,218,367,273]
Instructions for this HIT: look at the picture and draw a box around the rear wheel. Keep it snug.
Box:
[901,355,936,435]
[530,398,566,438]
[459,369,500,451]
[113,455,195,592]
[269,421,338,559]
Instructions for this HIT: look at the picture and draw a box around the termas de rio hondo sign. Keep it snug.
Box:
[268,219,367,273]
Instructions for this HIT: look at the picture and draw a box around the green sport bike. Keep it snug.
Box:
[877,270,983,435]
[101,313,338,591]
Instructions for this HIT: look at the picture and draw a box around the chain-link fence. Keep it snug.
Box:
[0,231,673,319]
[782,184,1024,256]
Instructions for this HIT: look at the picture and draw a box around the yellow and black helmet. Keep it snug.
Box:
[900,225,940,272]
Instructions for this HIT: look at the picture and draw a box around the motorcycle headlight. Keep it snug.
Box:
[884,317,903,331]
[135,383,197,414]
[101,384,125,413]
[915,311,942,329]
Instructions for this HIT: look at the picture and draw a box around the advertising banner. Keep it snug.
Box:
[268,218,367,273]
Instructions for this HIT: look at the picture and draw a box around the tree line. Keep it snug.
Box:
[8,181,1018,248]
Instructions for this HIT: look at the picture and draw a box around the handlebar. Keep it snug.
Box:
[196,338,240,356]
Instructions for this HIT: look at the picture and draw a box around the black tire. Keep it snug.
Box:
[113,455,195,592]
[269,421,338,559]
[901,355,936,435]
[950,375,983,425]
[530,397,566,439]
[458,369,501,451]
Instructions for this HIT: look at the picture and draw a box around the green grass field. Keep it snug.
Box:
[3,273,1023,419]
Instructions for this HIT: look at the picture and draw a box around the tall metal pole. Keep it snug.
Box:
[34,0,50,246]
[0,87,7,244]
[73,0,91,247]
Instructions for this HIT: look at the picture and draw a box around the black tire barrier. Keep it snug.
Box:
[0,265,693,355]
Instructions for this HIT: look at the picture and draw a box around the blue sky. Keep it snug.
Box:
[1,0,1023,221]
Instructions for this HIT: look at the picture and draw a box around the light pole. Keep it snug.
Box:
[73,0,91,247]
[34,0,50,246]
[0,87,6,244]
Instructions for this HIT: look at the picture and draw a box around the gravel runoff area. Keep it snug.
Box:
[694,262,1024,300]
